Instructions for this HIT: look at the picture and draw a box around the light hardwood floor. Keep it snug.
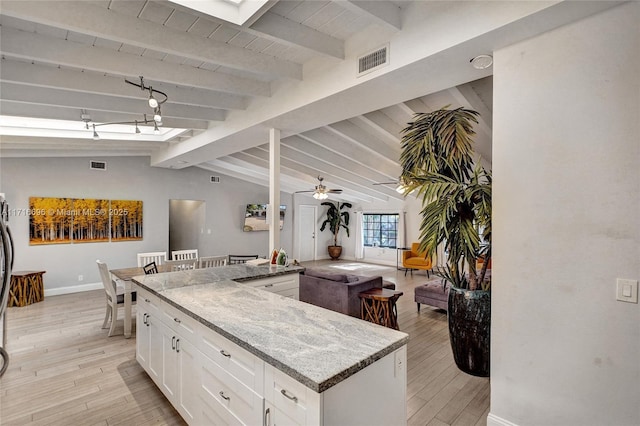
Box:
[0,261,489,425]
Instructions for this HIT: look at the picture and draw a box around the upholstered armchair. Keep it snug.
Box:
[401,242,433,276]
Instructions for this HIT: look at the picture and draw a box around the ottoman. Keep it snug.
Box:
[414,281,450,312]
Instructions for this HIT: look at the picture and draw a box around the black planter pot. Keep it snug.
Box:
[448,286,491,377]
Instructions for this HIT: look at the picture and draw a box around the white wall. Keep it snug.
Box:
[0,156,292,293]
[491,3,639,425]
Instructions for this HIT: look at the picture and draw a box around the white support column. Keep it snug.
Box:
[269,128,281,254]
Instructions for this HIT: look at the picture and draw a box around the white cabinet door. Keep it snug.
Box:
[136,307,150,369]
[161,326,179,401]
[147,314,163,384]
[176,335,199,423]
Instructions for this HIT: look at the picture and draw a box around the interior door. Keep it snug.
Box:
[296,205,316,262]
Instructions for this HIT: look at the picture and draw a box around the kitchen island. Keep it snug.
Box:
[133,264,408,425]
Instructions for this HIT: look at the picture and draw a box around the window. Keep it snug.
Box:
[363,214,399,248]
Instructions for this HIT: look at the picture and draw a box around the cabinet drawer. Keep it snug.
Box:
[137,288,160,317]
[276,288,299,299]
[201,354,264,426]
[264,364,320,426]
[244,274,299,293]
[200,330,264,392]
[160,302,198,341]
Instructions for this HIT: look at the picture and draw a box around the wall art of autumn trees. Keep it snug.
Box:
[29,197,143,245]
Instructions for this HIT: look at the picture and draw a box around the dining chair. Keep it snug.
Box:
[198,255,228,269]
[171,249,199,261]
[137,251,167,267]
[96,260,137,337]
[165,258,198,271]
[228,254,260,264]
[143,261,158,274]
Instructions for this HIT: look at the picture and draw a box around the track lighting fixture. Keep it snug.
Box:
[83,76,168,139]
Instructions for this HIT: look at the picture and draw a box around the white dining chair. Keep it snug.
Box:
[165,259,198,271]
[137,251,167,267]
[198,255,228,269]
[97,260,136,337]
[171,249,198,261]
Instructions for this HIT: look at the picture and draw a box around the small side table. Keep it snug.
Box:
[359,288,404,330]
[8,271,46,307]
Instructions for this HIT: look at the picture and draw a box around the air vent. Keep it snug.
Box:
[210,176,220,183]
[89,160,107,171]
[357,44,389,76]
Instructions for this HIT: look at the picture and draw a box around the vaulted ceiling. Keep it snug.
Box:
[0,1,618,203]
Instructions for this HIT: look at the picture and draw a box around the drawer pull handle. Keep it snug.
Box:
[171,336,176,350]
[280,389,298,403]
[219,391,230,401]
[176,339,180,353]
[145,298,150,302]
[265,284,274,287]
[220,350,231,358]
[174,317,181,324]
[264,407,270,426]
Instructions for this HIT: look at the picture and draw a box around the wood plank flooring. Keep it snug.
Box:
[0,261,489,425]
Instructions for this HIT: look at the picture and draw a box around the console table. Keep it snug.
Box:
[8,271,45,307]
[359,287,404,330]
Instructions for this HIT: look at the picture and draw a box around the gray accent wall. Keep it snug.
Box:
[0,156,292,292]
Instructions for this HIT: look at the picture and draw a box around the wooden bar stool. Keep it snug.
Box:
[358,287,404,330]
[8,271,46,307]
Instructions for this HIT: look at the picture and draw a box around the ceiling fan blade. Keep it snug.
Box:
[328,189,343,193]
[294,190,315,193]
[372,181,399,186]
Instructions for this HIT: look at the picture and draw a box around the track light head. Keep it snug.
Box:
[153,107,162,123]
[92,124,99,140]
[148,87,158,108]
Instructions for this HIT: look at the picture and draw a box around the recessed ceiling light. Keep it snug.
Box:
[470,54,493,70]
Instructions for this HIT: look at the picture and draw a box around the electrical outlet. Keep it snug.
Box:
[78,275,83,282]
[394,347,405,378]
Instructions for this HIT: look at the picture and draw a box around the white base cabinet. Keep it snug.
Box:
[136,284,407,426]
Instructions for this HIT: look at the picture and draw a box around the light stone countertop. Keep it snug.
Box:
[133,265,409,393]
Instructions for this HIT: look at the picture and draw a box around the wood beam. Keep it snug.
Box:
[343,1,402,30]
[1,28,270,97]
[0,60,249,110]
[0,0,301,80]
[250,12,344,59]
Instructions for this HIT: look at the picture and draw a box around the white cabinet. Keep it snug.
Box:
[243,274,299,299]
[263,346,407,426]
[136,288,199,424]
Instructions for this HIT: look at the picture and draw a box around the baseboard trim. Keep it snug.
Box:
[487,413,519,426]
[45,282,102,297]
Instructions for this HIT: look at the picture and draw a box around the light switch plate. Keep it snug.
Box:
[616,278,638,303]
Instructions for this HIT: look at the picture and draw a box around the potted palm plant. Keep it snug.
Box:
[400,106,492,377]
[319,201,352,260]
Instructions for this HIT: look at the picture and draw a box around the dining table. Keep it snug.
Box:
[110,264,170,338]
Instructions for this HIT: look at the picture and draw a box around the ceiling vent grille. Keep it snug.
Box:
[89,160,107,171]
[357,44,389,76]
[210,176,220,183]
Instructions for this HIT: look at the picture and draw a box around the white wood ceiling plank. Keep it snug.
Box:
[1,28,270,97]
[327,120,401,164]
[141,48,167,61]
[108,0,146,17]
[228,31,258,49]
[1,1,302,80]
[298,128,400,179]
[268,1,301,19]
[119,44,145,56]
[0,82,226,122]
[361,111,403,143]
[302,2,344,30]
[209,25,241,43]
[286,1,329,24]
[93,37,123,50]
[0,60,249,110]
[250,12,344,59]
[34,22,67,39]
[245,37,274,54]
[164,9,199,32]
[139,1,174,25]
[66,30,97,45]
[187,18,221,38]
[343,1,402,30]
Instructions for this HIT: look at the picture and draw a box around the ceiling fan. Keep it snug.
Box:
[372,177,411,194]
[295,176,343,200]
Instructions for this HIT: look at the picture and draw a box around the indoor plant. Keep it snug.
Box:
[400,106,492,377]
[319,201,352,260]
